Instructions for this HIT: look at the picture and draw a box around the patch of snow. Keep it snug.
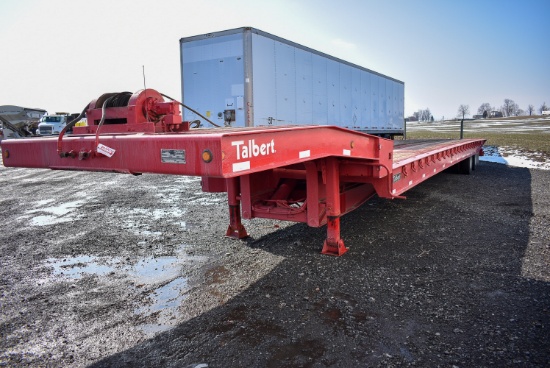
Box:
[480,145,550,171]
[407,118,550,171]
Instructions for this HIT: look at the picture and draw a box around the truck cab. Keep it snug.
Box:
[36,113,76,135]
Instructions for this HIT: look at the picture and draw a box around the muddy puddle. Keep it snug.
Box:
[135,277,188,335]
[43,245,207,336]
[19,198,89,226]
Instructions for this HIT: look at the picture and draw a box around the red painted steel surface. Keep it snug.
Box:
[82,89,182,129]
[321,158,348,256]
[390,139,483,197]
[1,104,485,256]
[1,126,392,177]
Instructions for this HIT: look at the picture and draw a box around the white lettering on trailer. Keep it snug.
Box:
[231,139,276,160]
[299,150,310,159]
[233,161,251,172]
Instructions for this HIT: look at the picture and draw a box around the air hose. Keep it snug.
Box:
[57,103,89,155]
[160,93,221,128]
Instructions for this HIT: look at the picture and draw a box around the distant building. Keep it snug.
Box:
[0,105,47,138]
[0,105,47,127]
[472,114,484,119]
[489,111,503,118]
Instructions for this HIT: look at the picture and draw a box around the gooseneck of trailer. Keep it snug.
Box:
[1,88,485,256]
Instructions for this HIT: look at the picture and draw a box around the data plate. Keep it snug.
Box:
[161,149,186,164]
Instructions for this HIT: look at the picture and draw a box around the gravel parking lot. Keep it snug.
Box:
[0,158,549,367]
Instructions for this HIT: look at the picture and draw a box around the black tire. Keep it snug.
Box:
[458,156,473,175]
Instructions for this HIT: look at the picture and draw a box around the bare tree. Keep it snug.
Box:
[501,98,517,117]
[527,104,535,116]
[515,108,525,116]
[540,102,549,114]
[415,108,432,122]
[457,104,470,119]
[477,103,492,117]
[424,108,432,122]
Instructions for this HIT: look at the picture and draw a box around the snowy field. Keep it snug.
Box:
[407,116,550,134]
[481,145,550,171]
[407,117,550,171]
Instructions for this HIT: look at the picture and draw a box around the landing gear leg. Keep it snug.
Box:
[321,158,348,256]
[225,177,248,239]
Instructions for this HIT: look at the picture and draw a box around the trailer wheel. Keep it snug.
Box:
[473,153,479,170]
[458,156,473,175]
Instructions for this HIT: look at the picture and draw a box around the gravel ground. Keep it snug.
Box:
[0,158,549,367]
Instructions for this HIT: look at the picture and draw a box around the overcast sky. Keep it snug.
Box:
[1,0,549,119]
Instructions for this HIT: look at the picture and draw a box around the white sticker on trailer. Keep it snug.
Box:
[343,149,351,156]
[97,143,116,158]
[299,150,311,159]
[233,161,251,172]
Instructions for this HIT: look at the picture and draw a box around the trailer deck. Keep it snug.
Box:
[1,89,485,256]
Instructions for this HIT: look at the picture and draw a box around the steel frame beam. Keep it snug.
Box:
[1,125,485,256]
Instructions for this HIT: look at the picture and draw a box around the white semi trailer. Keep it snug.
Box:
[180,27,404,137]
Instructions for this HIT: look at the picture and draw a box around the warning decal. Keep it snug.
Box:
[97,143,116,158]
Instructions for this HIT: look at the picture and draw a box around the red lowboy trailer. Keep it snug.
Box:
[1,89,485,256]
